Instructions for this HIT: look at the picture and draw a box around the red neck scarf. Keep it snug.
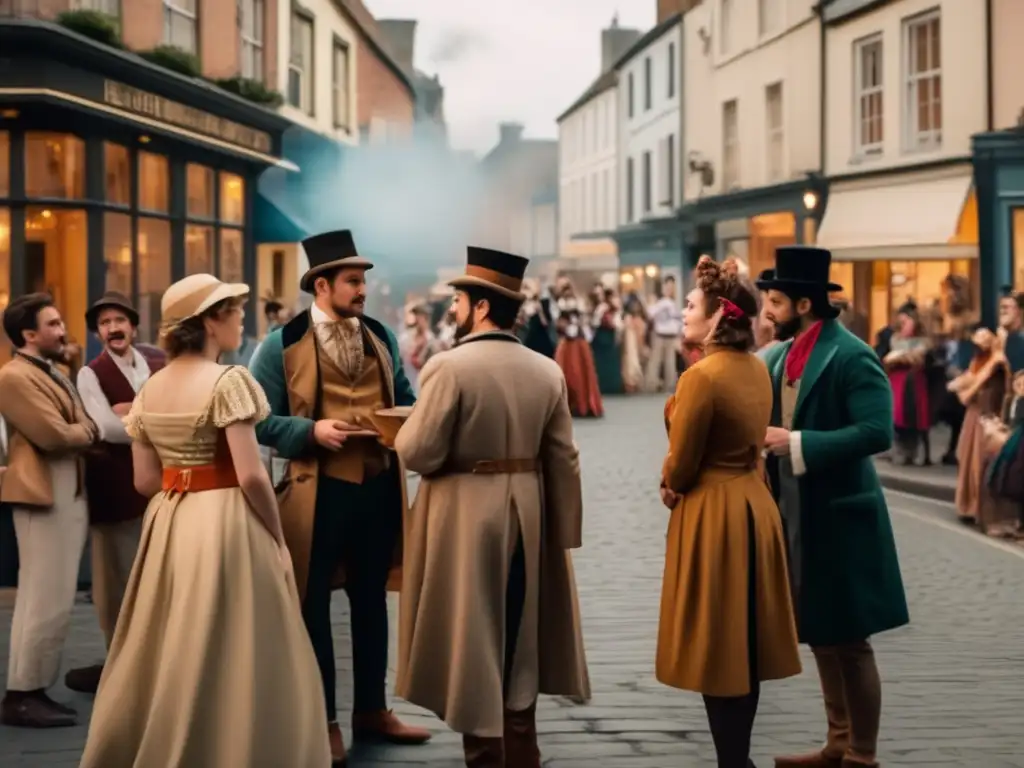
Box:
[785,320,824,385]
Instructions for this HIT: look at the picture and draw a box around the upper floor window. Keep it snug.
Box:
[904,9,942,149]
[644,56,653,111]
[628,72,635,119]
[332,39,351,129]
[626,157,635,223]
[162,0,197,55]
[722,99,739,189]
[758,0,780,37]
[659,134,675,208]
[720,0,733,55]
[289,12,315,114]
[642,150,652,213]
[240,0,264,82]
[765,82,784,183]
[667,42,676,98]
[76,0,119,14]
[854,35,883,155]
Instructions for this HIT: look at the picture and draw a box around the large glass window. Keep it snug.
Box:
[186,224,214,274]
[187,163,214,218]
[1012,208,1024,292]
[25,133,85,198]
[219,228,243,283]
[0,207,9,363]
[139,152,169,212]
[219,173,244,224]
[25,207,88,348]
[138,218,171,343]
[104,213,132,296]
[105,143,131,206]
[0,132,8,198]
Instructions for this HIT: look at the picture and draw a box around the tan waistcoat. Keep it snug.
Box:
[317,343,389,484]
[781,380,800,431]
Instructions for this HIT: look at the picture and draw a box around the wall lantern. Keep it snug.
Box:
[644,264,660,278]
[802,190,819,212]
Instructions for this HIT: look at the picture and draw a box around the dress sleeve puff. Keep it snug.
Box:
[123,390,148,443]
[210,366,272,428]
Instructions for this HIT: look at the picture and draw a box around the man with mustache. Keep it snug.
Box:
[251,230,428,766]
[0,293,99,727]
[63,291,166,694]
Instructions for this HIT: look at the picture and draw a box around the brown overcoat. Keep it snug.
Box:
[393,331,590,738]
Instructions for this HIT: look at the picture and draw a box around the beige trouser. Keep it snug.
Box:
[645,334,678,392]
[812,640,883,763]
[91,517,143,648]
[6,459,89,692]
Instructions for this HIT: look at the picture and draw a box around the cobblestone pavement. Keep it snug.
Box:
[2,394,1024,767]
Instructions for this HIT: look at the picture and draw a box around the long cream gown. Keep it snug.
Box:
[79,365,330,768]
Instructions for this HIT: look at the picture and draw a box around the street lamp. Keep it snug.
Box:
[802,190,819,212]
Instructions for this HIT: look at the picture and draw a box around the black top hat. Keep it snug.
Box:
[86,291,139,331]
[757,268,775,284]
[756,246,843,294]
[299,229,374,292]
[448,247,529,300]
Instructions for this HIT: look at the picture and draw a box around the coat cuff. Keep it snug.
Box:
[790,431,807,477]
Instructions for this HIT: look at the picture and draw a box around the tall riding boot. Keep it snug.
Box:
[834,641,881,767]
[503,703,541,768]
[774,647,848,768]
[463,734,504,768]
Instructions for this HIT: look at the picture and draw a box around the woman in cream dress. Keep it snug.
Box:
[80,274,330,768]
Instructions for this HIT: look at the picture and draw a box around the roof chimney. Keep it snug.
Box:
[499,122,524,144]
[376,19,417,72]
[602,23,642,71]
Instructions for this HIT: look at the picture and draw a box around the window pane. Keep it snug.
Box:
[0,207,9,363]
[0,132,8,197]
[138,217,171,343]
[139,152,169,212]
[219,228,244,283]
[105,143,130,206]
[25,132,86,199]
[26,207,88,349]
[104,213,132,297]
[186,224,214,274]
[187,164,214,218]
[220,173,244,224]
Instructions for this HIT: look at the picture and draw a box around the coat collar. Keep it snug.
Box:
[455,329,522,347]
[771,320,841,426]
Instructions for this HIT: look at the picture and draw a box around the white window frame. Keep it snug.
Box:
[853,35,884,157]
[239,0,264,82]
[903,9,942,150]
[722,99,739,190]
[332,39,351,129]
[765,82,784,183]
[758,0,780,38]
[162,0,197,54]
[719,0,732,56]
[288,12,314,115]
[76,0,119,15]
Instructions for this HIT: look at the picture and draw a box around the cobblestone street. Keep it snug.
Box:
[2,394,1024,767]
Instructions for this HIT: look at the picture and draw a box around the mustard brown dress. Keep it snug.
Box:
[657,346,801,697]
[79,366,331,768]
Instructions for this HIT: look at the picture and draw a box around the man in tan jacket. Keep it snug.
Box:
[0,293,98,728]
[393,247,590,768]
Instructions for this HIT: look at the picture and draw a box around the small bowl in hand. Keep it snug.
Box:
[371,406,414,447]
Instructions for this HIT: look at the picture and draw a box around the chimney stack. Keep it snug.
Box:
[601,19,642,71]
[499,122,524,145]
[657,0,701,23]
[376,19,417,71]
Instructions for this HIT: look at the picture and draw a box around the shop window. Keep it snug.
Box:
[25,207,88,349]
[186,224,214,274]
[139,152,169,212]
[1012,209,1024,292]
[105,143,130,206]
[0,132,8,198]
[138,218,171,343]
[103,213,132,297]
[219,173,244,224]
[25,133,85,199]
[187,163,214,219]
[220,228,244,283]
[0,207,9,363]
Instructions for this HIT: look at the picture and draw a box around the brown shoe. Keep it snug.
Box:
[0,691,77,728]
[328,722,347,767]
[504,704,541,768]
[351,709,431,745]
[463,734,504,768]
[65,663,104,694]
[775,752,844,768]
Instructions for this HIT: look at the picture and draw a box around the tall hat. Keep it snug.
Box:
[755,246,843,294]
[160,274,249,332]
[299,229,374,292]
[448,246,529,300]
[86,290,139,332]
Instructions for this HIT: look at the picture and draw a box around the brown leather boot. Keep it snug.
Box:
[328,722,347,767]
[0,691,77,728]
[351,709,432,744]
[503,704,541,768]
[463,734,504,767]
[774,752,843,768]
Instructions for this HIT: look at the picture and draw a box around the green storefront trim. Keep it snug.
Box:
[613,217,686,269]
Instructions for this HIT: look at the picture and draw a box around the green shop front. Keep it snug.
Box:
[613,217,686,300]
[0,20,294,363]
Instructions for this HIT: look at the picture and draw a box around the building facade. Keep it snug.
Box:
[614,13,684,297]
[679,0,824,283]
[817,0,990,338]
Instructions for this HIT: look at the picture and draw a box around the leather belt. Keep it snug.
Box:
[162,463,240,496]
[430,458,540,477]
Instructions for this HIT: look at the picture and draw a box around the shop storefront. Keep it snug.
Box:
[552,235,619,291]
[613,218,686,304]
[0,21,294,362]
[815,162,978,340]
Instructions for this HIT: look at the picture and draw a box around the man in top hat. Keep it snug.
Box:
[392,246,590,768]
[250,229,428,765]
[64,292,167,694]
[757,247,909,768]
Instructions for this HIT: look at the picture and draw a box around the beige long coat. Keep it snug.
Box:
[393,330,590,738]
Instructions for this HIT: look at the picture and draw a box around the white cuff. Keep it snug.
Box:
[790,431,807,477]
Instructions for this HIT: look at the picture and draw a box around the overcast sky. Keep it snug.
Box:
[365,0,656,154]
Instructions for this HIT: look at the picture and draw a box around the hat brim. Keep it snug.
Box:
[86,302,140,332]
[193,282,251,317]
[755,278,844,294]
[300,258,374,293]
[448,275,525,301]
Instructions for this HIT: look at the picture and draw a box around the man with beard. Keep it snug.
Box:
[996,286,1024,373]
[392,246,589,768]
[251,229,428,766]
[758,247,908,768]
[64,291,166,694]
[0,293,99,727]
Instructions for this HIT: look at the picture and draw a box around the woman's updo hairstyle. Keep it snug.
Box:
[694,255,759,351]
[160,296,244,358]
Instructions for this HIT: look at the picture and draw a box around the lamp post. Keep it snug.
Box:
[802,188,820,245]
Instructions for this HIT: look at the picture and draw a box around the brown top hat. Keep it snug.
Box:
[299,229,374,293]
[86,290,139,332]
[448,246,529,300]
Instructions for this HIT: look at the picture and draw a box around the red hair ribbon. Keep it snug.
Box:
[719,298,745,319]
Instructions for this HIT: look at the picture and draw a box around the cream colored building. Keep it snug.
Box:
[680,0,823,280]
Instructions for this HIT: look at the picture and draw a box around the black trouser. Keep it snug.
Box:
[303,471,402,721]
[504,533,527,701]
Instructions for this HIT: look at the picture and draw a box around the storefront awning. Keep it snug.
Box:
[817,172,977,261]
[253,194,311,244]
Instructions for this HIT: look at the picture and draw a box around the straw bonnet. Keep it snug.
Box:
[300,229,373,292]
[86,290,138,331]
[448,246,529,301]
[160,273,249,331]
